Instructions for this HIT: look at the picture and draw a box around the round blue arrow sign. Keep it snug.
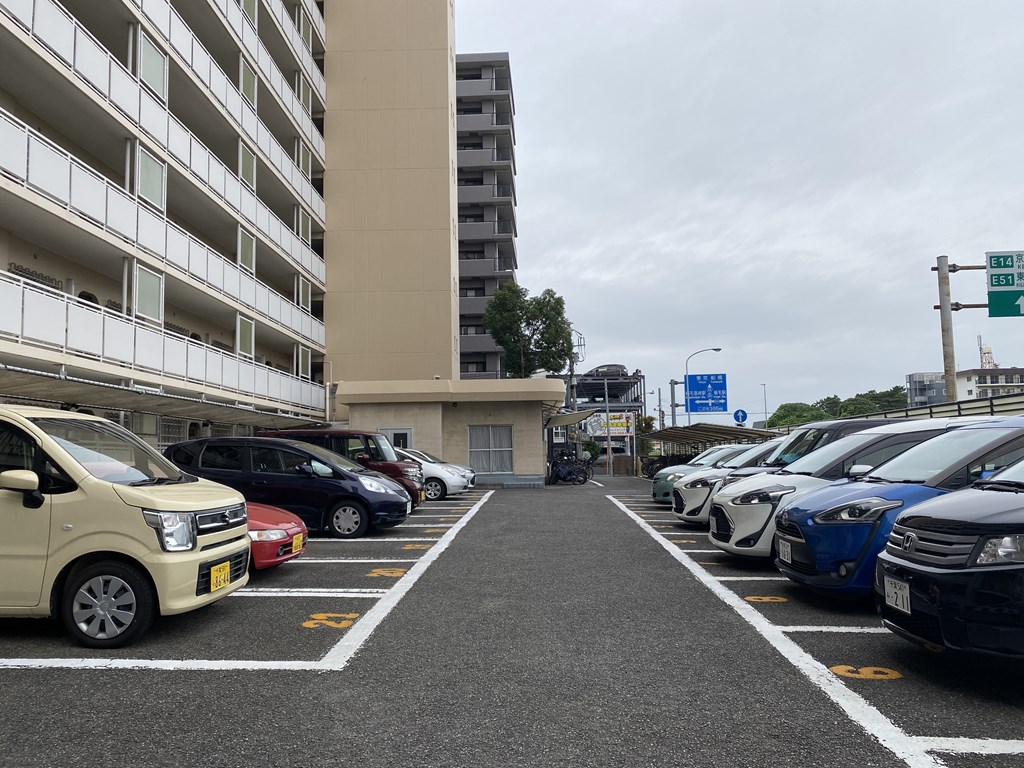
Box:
[733,409,747,423]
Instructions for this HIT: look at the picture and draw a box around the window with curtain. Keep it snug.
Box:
[139,33,167,101]
[239,142,256,189]
[296,207,311,244]
[135,265,163,322]
[295,139,311,179]
[237,315,254,357]
[241,0,257,25]
[297,345,311,379]
[137,146,166,210]
[297,276,311,311]
[240,58,257,107]
[238,227,255,273]
[468,425,513,473]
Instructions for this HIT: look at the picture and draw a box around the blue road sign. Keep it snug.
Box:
[733,409,747,424]
[686,373,727,414]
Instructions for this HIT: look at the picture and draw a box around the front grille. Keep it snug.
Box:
[776,518,804,541]
[886,523,978,567]
[195,503,247,535]
[709,505,733,542]
[196,549,249,595]
[881,604,943,645]
[782,557,818,575]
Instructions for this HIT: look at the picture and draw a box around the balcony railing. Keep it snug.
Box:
[456,77,513,99]
[0,271,325,410]
[457,183,515,206]
[457,220,516,240]
[0,108,325,347]
[0,0,325,278]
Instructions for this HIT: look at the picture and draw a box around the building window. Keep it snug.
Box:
[237,315,255,358]
[294,5,312,50]
[977,375,987,384]
[139,32,167,101]
[297,276,311,311]
[295,73,312,113]
[552,426,567,444]
[240,57,257,107]
[294,139,312,179]
[468,425,513,473]
[137,146,166,211]
[134,265,163,323]
[459,287,485,297]
[297,345,311,379]
[461,362,485,373]
[296,207,311,244]
[239,142,256,189]
[460,325,485,335]
[967,389,974,397]
[240,0,257,25]
[238,227,256,273]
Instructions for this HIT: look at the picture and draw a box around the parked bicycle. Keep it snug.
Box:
[549,453,588,485]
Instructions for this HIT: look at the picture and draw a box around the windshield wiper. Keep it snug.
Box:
[974,479,1024,492]
[127,477,183,486]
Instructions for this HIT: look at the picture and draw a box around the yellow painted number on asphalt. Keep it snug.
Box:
[302,612,360,629]
[423,528,446,534]
[830,665,903,680]
[367,568,407,578]
[670,539,697,544]
[744,596,789,603]
[402,543,432,550]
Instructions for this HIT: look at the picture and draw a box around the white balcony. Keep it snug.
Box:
[0,271,325,411]
[0,107,325,348]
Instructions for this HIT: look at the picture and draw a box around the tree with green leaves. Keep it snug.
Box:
[482,283,574,378]
[766,403,831,429]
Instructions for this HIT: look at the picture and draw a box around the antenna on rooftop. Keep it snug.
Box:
[978,335,997,369]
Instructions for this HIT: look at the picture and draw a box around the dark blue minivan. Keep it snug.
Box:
[165,437,410,538]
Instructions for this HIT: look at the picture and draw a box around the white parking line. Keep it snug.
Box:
[232,588,389,598]
[778,626,890,634]
[918,738,1024,756]
[0,492,493,672]
[284,558,420,564]
[716,576,789,581]
[588,479,604,486]
[399,524,454,528]
[610,494,948,768]
[311,537,441,542]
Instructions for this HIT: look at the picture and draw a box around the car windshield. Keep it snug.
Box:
[32,417,182,485]
[695,446,740,466]
[779,431,881,475]
[983,457,1024,484]
[723,440,781,469]
[370,434,399,462]
[415,449,445,463]
[869,427,1018,482]
[765,427,832,467]
[299,441,363,471]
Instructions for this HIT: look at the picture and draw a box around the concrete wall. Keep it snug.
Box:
[323,0,459,383]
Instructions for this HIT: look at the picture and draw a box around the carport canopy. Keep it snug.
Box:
[545,408,601,429]
[644,422,778,450]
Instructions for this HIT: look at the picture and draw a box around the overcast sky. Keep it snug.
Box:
[455,1,1024,426]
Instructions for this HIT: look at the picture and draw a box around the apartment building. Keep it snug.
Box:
[0,0,327,443]
[455,52,517,379]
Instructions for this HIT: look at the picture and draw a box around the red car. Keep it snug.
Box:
[247,503,307,569]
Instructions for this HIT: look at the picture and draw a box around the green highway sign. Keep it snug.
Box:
[985,251,1024,317]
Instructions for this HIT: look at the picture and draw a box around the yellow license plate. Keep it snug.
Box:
[292,533,304,553]
[209,561,231,592]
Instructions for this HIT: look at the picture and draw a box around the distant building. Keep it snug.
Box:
[906,373,946,407]
[957,369,1024,400]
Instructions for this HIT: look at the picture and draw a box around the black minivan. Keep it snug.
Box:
[165,437,410,538]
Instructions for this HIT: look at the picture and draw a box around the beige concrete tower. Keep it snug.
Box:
[323,0,460,382]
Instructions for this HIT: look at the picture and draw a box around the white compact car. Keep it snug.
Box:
[396,447,472,500]
[707,417,1001,558]
[672,438,784,524]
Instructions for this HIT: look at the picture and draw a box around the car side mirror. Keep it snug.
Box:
[296,463,316,477]
[0,469,44,509]
[847,464,873,478]
[355,453,371,464]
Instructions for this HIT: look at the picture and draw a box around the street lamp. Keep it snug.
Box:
[684,347,722,426]
[761,383,768,425]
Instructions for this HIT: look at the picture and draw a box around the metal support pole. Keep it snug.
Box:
[761,383,768,425]
[669,379,678,427]
[604,378,613,477]
[936,255,958,402]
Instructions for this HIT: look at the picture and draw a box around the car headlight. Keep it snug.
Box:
[812,497,902,524]
[666,473,685,483]
[975,535,1024,566]
[684,477,712,489]
[360,475,397,494]
[143,510,196,551]
[248,529,290,542]
[734,485,796,506]
[720,474,747,488]
[402,467,423,481]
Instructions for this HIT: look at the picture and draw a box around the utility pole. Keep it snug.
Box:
[931,256,986,403]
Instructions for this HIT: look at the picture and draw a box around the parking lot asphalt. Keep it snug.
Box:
[1,477,1023,767]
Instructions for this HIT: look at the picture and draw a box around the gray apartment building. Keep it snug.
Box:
[455,52,517,379]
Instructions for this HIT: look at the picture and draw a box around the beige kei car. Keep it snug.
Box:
[0,405,250,648]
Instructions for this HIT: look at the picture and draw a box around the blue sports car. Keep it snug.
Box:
[773,417,1024,596]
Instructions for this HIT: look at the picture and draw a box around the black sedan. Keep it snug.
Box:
[165,437,410,538]
[875,456,1024,657]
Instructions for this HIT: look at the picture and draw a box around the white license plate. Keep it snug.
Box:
[884,575,911,615]
[406,501,412,515]
[778,538,792,564]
